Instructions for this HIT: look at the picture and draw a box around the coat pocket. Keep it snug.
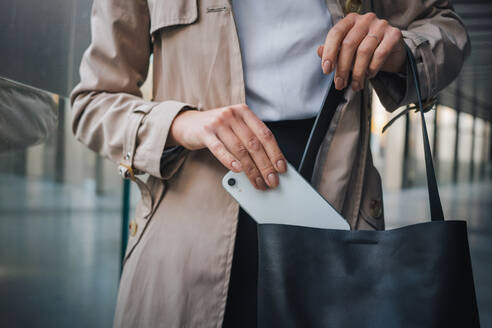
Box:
[147,0,198,35]
[123,176,166,263]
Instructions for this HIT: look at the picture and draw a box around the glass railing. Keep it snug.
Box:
[0,76,138,326]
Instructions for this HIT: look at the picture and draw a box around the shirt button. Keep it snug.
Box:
[129,220,138,237]
[125,152,131,160]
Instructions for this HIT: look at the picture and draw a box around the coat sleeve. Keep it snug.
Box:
[70,0,194,179]
[370,0,471,111]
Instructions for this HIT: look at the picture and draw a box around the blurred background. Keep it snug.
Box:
[0,0,490,327]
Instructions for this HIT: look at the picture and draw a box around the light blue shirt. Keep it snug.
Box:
[231,0,334,121]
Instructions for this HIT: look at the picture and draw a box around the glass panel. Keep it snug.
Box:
[370,90,406,191]
[405,107,434,187]
[436,105,457,184]
[0,77,122,327]
[457,112,474,182]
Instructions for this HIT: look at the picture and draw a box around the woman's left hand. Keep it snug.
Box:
[317,12,406,92]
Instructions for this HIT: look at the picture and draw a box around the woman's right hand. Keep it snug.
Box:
[167,104,287,190]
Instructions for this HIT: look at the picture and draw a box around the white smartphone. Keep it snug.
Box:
[222,162,350,230]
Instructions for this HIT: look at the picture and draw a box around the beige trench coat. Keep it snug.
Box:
[70,0,470,326]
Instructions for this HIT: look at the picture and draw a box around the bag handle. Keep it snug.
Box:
[404,43,444,220]
[298,83,346,182]
[298,43,444,221]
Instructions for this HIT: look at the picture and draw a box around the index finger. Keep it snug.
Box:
[238,106,287,173]
[321,13,357,74]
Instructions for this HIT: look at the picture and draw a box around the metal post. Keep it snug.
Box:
[95,156,104,195]
[469,74,478,181]
[489,127,492,180]
[480,121,488,180]
[452,79,462,184]
[55,97,66,182]
[452,111,461,183]
[470,113,477,181]
[120,179,131,274]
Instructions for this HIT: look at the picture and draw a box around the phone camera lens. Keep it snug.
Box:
[227,178,236,186]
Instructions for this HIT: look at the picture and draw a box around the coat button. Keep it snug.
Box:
[129,220,138,237]
[369,199,382,218]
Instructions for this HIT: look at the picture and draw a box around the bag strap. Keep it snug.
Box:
[404,43,444,220]
[298,82,345,181]
[298,43,444,221]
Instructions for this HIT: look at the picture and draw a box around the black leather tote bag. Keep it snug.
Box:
[256,45,480,327]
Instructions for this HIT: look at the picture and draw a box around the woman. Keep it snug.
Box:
[71,0,469,326]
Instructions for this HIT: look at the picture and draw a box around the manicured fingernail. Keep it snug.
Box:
[352,81,360,91]
[335,77,344,90]
[231,160,241,171]
[267,173,278,188]
[322,60,332,74]
[256,177,266,190]
[276,159,286,172]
